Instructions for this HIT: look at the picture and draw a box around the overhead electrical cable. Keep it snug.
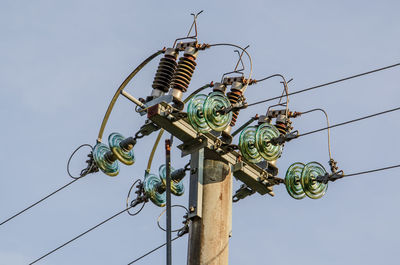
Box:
[299,106,400,138]
[343,164,400,178]
[0,177,82,227]
[0,144,95,227]
[29,206,134,265]
[127,236,182,265]
[247,62,400,108]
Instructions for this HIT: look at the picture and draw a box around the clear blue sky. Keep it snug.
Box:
[1,1,400,264]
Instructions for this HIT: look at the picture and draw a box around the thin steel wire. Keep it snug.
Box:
[247,62,400,108]
[67,144,94,179]
[0,144,95,227]
[29,206,134,265]
[127,236,181,265]
[157,205,189,232]
[256,74,290,113]
[299,106,400,138]
[126,179,146,216]
[0,178,83,227]
[343,164,400,178]
[209,43,253,91]
[300,109,332,160]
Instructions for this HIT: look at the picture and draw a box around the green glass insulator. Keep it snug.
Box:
[159,164,184,196]
[255,123,282,161]
[187,94,211,133]
[108,132,135,165]
[301,161,328,199]
[285,162,306,200]
[239,126,262,164]
[143,172,166,207]
[203,92,232,132]
[93,143,119,177]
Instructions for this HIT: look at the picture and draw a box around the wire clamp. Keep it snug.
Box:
[217,101,248,115]
[233,184,256,202]
[316,170,344,184]
[269,130,299,145]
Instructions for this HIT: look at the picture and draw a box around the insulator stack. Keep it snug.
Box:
[285,161,328,200]
[227,90,242,126]
[171,47,198,93]
[275,122,287,135]
[152,48,178,93]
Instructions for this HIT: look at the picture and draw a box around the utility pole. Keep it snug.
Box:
[187,158,231,265]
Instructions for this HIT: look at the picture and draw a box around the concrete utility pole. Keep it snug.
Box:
[187,159,232,265]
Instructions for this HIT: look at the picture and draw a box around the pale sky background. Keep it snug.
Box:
[1,1,400,265]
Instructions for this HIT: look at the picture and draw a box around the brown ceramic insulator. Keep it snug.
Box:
[152,54,178,92]
[275,122,287,135]
[227,90,242,126]
[170,54,197,92]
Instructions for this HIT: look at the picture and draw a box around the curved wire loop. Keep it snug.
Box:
[157,205,189,232]
[97,49,164,143]
[126,179,147,216]
[67,144,97,179]
[299,108,333,161]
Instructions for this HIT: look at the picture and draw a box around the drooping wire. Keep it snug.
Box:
[256,74,290,116]
[299,109,332,160]
[157,205,189,232]
[126,179,146,216]
[67,144,95,179]
[299,106,400,138]
[97,49,164,143]
[247,62,400,108]
[0,144,96,227]
[209,43,253,91]
[29,206,134,265]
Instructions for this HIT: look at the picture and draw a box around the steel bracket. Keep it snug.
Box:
[139,95,174,116]
[177,136,208,157]
[147,102,279,197]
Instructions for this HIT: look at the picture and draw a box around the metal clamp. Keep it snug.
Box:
[216,102,248,115]
[316,170,345,184]
[233,184,255,202]
[269,130,299,145]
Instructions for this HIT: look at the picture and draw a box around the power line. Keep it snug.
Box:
[247,62,400,107]
[344,164,400,178]
[0,177,83,227]
[0,144,96,227]
[29,206,133,265]
[318,163,400,184]
[127,236,181,265]
[299,106,400,137]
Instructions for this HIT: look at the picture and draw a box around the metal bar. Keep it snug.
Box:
[188,149,204,219]
[165,139,172,265]
[120,90,146,108]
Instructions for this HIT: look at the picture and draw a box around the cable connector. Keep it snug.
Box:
[269,130,299,146]
[315,170,344,184]
[216,102,248,115]
[329,158,339,173]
